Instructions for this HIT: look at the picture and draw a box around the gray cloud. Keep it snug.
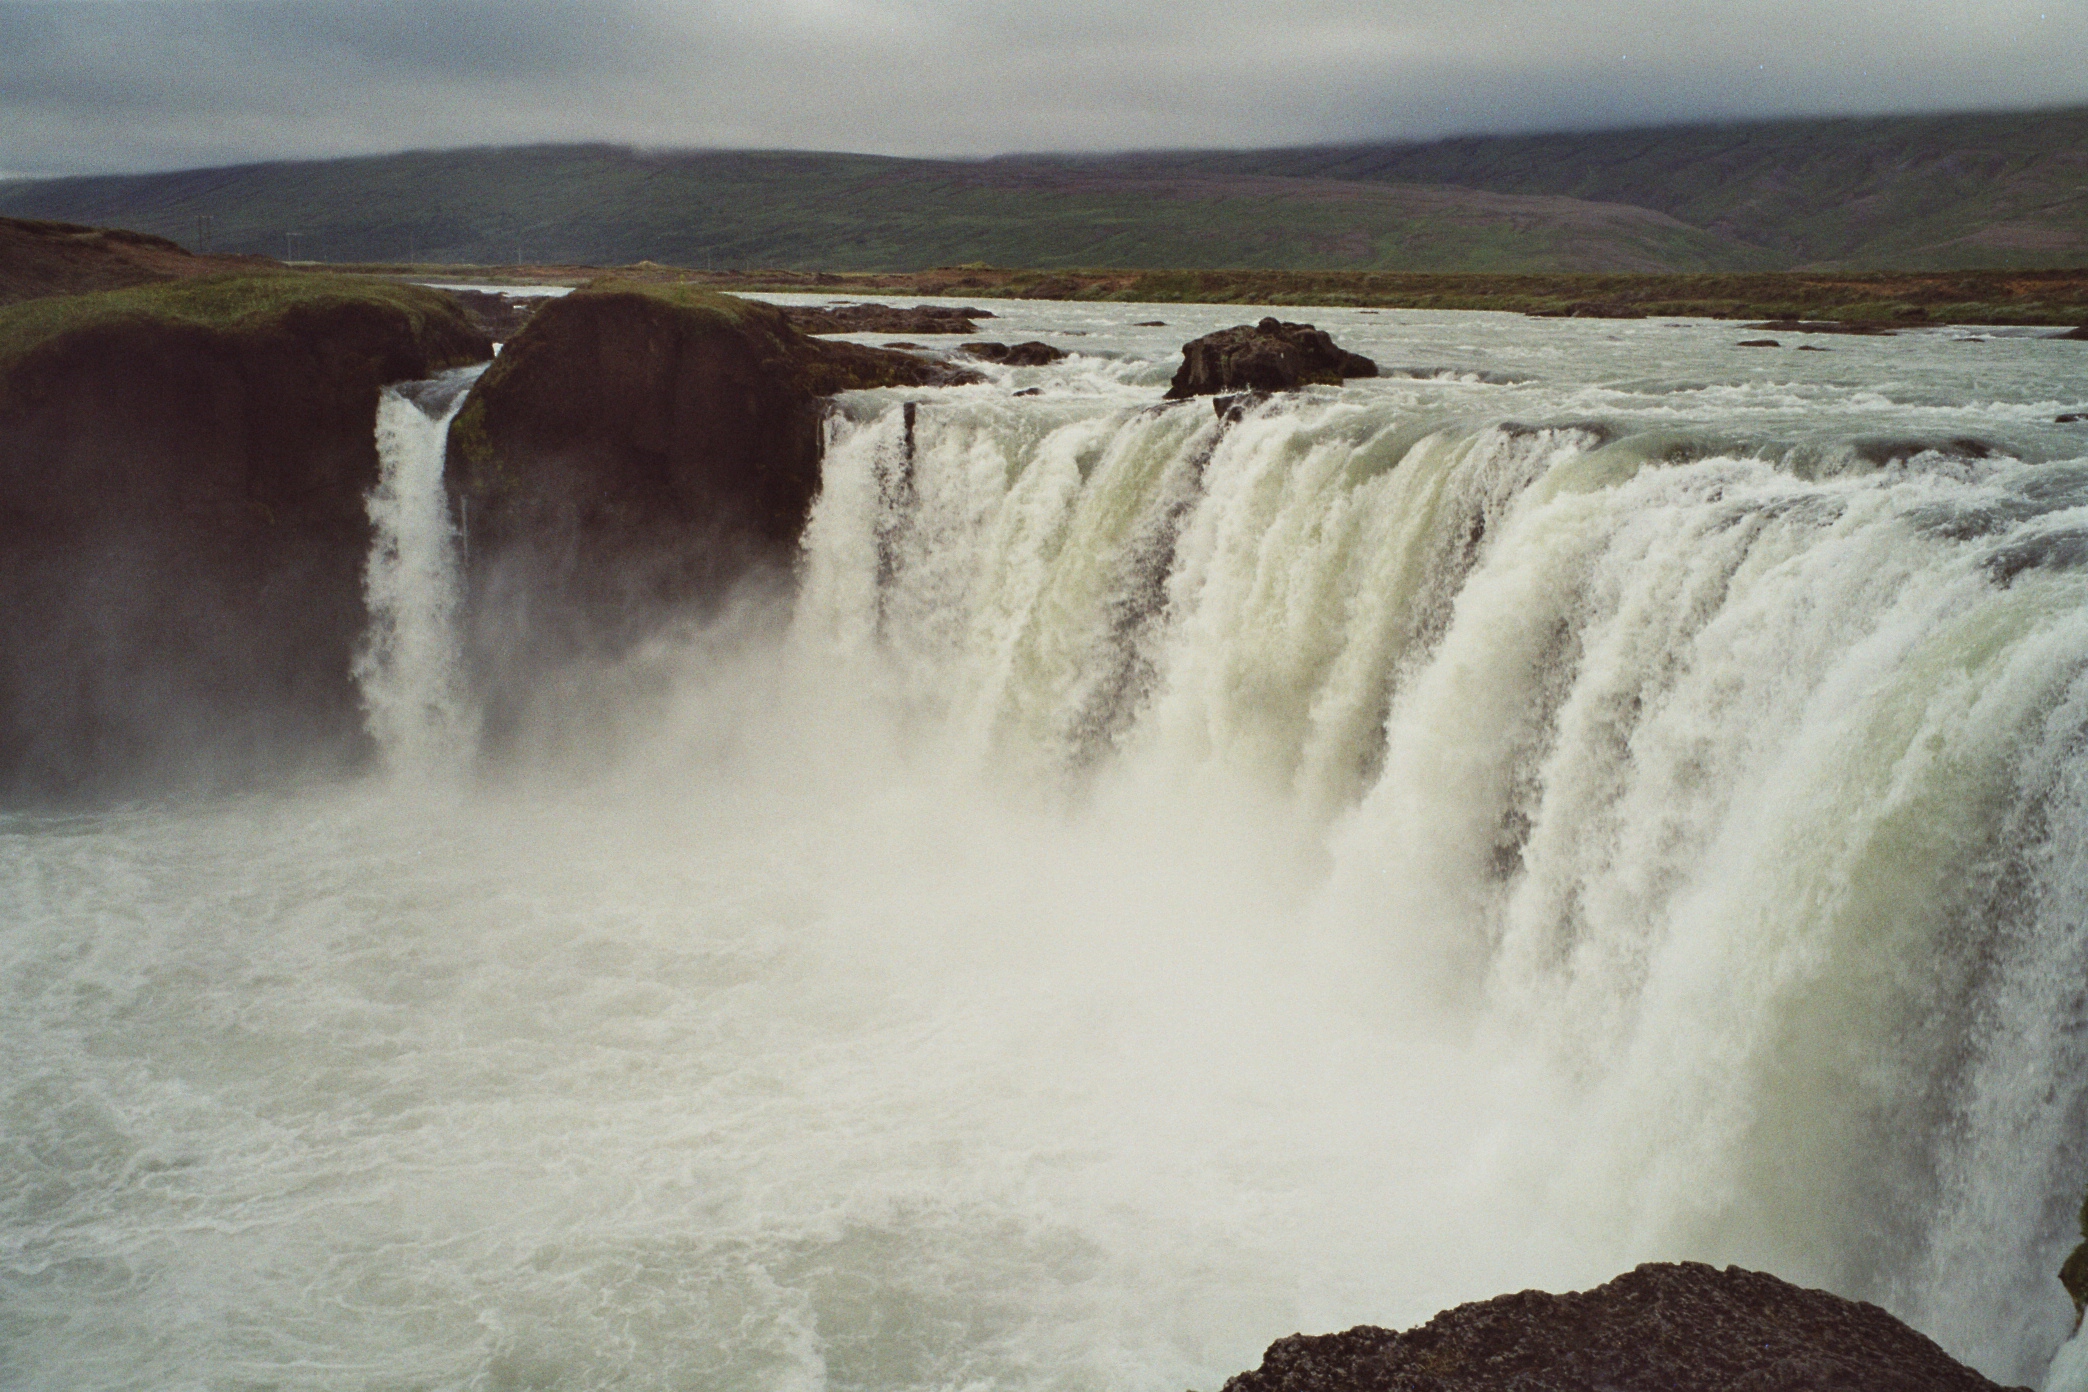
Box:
[2,0,2085,176]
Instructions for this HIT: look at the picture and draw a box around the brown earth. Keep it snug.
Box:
[0,215,278,307]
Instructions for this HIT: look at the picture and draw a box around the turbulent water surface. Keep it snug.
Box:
[6,300,2088,1391]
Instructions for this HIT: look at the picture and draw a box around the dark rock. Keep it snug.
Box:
[1134,320,1167,327]
[783,302,990,335]
[0,274,491,800]
[882,341,923,349]
[1164,317,1377,399]
[961,340,1069,366]
[1851,435,1996,467]
[1013,386,1043,396]
[1565,301,1648,319]
[1798,344,1831,352]
[441,288,539,340]
[2060,325,2088,340]
[445,282,979,714]
[2059,1189,2088,1325]
[1219,1262,2025,1392]
[1737,339,1782,347]
[2058,413,2086,424]
[1745,320,1898,336]
[1214,391,1270,423]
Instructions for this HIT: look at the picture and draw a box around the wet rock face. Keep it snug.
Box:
[443,288,540,340]
[1219,1263,2025,1392]
[0,284,491,800]
[444,284,978,707]
[1164,317,1376,399]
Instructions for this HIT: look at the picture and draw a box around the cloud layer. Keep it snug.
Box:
[4,0,2086,176]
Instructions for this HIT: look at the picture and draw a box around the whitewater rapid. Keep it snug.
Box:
[4,299,2087,1391]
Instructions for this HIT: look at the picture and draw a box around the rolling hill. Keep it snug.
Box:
[1,108,2082,274]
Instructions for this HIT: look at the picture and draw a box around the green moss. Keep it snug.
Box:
[572,277,766,326]
[449,395,493,468]
[0,271,474,372]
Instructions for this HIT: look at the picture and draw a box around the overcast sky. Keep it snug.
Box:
[3,0,2086,178]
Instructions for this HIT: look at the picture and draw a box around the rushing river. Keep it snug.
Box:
[5,298,2088,1391]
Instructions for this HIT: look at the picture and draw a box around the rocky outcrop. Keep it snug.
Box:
[1164,318,1376,399]
[443,288,542,340]
[1218,1263,2023,1392]
[2060,324,2088,340]
[444,282,978,705]
[783,302,991,335]
[0,273,491,799]
[961,340,1068,365]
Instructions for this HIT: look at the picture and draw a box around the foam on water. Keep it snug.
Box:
[5,302,2088,1391]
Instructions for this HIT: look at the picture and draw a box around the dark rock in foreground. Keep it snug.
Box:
[1165,318,1376,399]
[2061,324,2088,340]
[961,340,1068,365]
[1219,1262,2024,1392]
[783,302,990,335]
[0,273,491,798]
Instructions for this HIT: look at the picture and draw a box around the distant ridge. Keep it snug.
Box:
[1,108,2081,274]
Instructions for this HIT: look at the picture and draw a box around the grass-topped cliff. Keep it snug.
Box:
[0,271,489,800]
[444,279,980,736]
[0,271,485,379]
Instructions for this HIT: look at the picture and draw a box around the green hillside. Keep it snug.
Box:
[1130,107,2088,269]
[1,108,2082,274]
[0,146,1764,274]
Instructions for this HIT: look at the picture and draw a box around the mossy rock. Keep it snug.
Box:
[0,273,491,799]
[443,281,979,694]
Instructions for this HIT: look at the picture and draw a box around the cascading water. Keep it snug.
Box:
[353,364,486,777]
[4,301,2087,1392]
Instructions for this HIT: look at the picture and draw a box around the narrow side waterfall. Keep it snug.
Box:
[354,366,485,777]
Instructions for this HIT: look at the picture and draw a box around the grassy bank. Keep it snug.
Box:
[0,272,488,375]
[330,261,2088,328]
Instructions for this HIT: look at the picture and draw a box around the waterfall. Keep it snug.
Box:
[16,308,2088,1392]
[353,365,485,778]
[799,389,2088,1384]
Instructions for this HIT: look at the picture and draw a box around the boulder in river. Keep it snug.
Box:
[783,302,991,335]
[1219,1262,2027,1392]
[961,340,1068,365]
[0,272,492,799]
[1164,317,1376,399]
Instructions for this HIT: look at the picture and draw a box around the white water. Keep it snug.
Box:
[5,302,2088,1391]
[353,366,485,778]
